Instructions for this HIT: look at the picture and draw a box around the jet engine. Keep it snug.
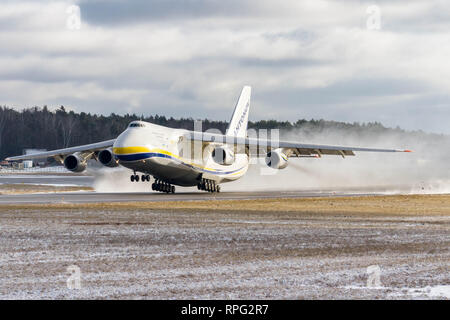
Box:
[265,148,288,169]
[63,153,87,173]
[98,148,119,167]
[212,146,235,165]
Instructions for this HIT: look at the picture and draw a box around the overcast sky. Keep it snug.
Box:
[1,0,449,133]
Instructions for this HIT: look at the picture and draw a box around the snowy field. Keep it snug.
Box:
[0,203,448,299]
[0,174,94,194]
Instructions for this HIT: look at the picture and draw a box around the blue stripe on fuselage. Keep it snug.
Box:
[115,152,245,175]
[116,152,169,162]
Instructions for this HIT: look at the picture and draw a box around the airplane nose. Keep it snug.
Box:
[113,131,129,153]
[112,129,151,162]
[113,127,139,149]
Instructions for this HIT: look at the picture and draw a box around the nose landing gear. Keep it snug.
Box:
[152,179,175,193]
[130,174,150,182]
[197,179,220,193]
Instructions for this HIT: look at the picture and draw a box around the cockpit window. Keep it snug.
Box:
[128,122,146,128]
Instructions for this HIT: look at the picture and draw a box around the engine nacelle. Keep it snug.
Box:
[98,148,119,167]
[265,149,288,169]
[63,153,87,173]
[212,146,235,165]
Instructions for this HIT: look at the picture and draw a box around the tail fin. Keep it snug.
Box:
[226,86,251,137]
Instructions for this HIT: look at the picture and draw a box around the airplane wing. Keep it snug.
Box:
[5,139,116,161]
[184,132,411,158]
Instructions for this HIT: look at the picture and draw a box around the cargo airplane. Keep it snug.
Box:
[6,86,411,193]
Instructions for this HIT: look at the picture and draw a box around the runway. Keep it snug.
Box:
[0,190,378,204]
[0,173,418,204]
[0,173,433,204]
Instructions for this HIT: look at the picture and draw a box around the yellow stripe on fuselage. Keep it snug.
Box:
[112,146,151,155]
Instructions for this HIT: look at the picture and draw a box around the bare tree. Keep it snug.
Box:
[58,108,77,148]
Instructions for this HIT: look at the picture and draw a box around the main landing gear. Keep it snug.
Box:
[152,179,175,193]
[197,179,220,193]
[130,172,175,193]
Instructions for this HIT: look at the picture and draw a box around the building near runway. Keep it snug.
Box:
[22,149,47,167]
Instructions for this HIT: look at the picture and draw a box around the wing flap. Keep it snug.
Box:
[184,132,409,157]
[290,148,355,157]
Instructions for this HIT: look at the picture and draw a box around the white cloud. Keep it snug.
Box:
[0,0,449,133]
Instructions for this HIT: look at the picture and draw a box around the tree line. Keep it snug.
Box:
[0,105,413,160]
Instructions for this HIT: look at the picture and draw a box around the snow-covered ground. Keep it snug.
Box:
[0,206,448,299]
[0,174,94,187]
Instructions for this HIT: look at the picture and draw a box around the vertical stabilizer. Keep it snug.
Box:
[226,86,251,137]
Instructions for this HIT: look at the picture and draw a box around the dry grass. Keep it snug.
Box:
[0,194,449,216]
[0,193,448,299]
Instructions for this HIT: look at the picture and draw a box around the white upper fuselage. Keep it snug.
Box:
[112,121,249,186]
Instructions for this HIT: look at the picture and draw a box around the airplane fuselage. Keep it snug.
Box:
[112,121,249,186]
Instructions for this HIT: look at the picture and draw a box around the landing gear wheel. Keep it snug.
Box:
[197,179,220,193]
[130,175,135,182]
[151,178,175,193]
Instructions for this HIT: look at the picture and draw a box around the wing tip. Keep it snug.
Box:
[403,149,413,153]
